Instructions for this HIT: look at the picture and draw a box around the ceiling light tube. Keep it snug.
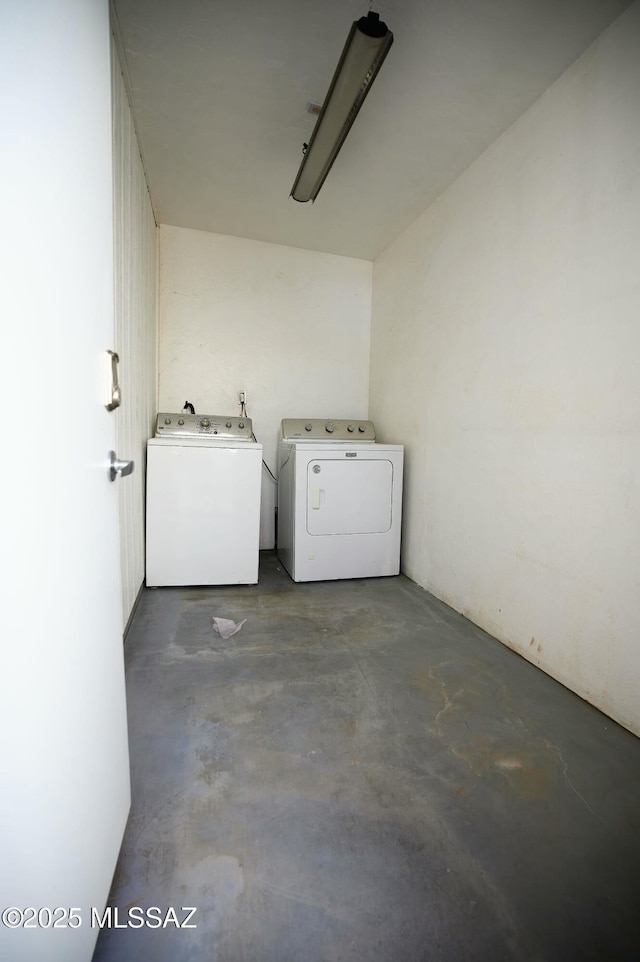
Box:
[291,11,393,203]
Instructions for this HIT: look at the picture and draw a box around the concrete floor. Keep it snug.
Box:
[93,552,640,962]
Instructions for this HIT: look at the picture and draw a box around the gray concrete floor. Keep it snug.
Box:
[93,552,640,962]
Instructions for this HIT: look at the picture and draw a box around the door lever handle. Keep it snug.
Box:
[109,451,134,482]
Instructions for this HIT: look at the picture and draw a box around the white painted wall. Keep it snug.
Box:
[158,225,372,547]
[112,37,158,629]
[370,3,640,735]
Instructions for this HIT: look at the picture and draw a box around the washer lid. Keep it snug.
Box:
[155,413,254,440]
[281,418,375,441]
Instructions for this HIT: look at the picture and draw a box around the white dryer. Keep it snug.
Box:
[146,413,262,586]
[277,418,403,582]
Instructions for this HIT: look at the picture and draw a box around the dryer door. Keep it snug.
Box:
[306,458,394,535]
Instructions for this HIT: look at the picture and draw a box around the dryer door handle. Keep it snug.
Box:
[311,486,323,510]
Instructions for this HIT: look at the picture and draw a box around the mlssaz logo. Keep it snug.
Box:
[92,906,197,929]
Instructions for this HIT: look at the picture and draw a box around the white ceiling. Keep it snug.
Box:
[112,0,631,260]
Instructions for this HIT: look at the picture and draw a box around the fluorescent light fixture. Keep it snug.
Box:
[291,11,393,203]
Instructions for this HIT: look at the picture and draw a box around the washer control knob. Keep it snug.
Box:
[164,417,171,425]
[200,418,211,428]
[325,423,335,433]
[305,423,313,432]
[239,421,245,429]
[347,424,354,432]
[358,425,366,433]
[225,420,232,429]
[178,418,185,425]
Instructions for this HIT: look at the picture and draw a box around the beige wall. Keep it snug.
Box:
[158,225,372,548]
[370,3,640,734]
[112,37,158,629]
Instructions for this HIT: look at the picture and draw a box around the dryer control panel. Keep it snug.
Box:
[281,418,376,441]
[155,413,254,440]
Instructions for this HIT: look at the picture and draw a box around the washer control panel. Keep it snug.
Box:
[281,418,376,441]
[155,413,253,440]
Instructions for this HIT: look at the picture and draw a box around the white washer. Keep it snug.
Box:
[146,413,262,586]
[277,418,403,582]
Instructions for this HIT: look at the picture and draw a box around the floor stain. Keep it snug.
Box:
[427,661,572,800]
[343,716,357,738]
